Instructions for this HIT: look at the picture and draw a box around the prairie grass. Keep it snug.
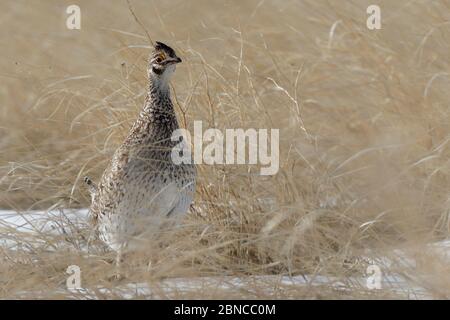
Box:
[0,0,449,299]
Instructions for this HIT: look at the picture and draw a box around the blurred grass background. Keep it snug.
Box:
[0,0,449,298]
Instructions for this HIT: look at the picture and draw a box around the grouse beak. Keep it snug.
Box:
[165,57,182,65]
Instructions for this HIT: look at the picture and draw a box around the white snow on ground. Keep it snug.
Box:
[107,274,431,299]
[0,209,90,251]
[13,270,433,299]
[0,209,89,234]
[1,209,449,299]
[16,274,428,299]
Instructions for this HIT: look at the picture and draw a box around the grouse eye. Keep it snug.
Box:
[154,53,166,64]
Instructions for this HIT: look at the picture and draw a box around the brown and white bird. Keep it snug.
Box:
[85,41,196,267]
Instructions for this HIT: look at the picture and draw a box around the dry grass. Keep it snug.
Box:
[0,0,449,299]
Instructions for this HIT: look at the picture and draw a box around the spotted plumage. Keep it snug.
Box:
[86,42,196,254]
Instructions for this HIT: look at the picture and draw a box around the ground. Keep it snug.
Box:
[0,0,449,299]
